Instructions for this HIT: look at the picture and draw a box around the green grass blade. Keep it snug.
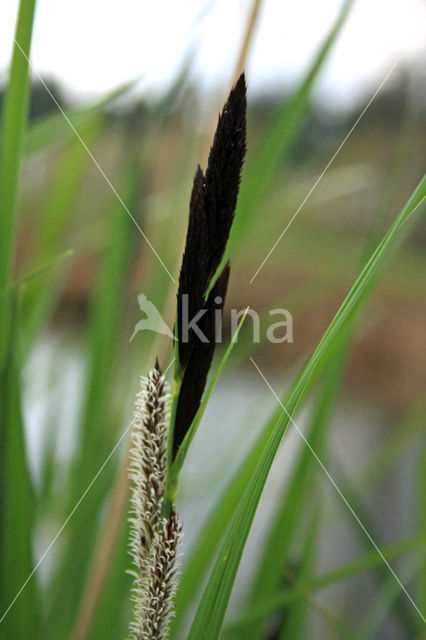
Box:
[45,164,138,637]
[279,508,321,639]
[170,414,275,638]
[354,550,426,640]
[229,370,425,638]
[171,329,375,637]
[24,77,137,155]
[362,97,419,261]
[223,532,425,635]
[0,2,38,636]
[283,564,356,639]
[243,132,422,636]
[420,431,426,617]
[186,177,425,639]
[243,345,347,640]
[333,460,421,633]
[0,301,40,638]
[88,518,132,640]
[170,332,343,638]
[357,399,426,491]
[20,116,102,352]
[0,0,36,369]
[10,249,74,291]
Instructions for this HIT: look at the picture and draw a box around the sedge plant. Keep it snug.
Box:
[126,74,247,639]
[1,1,425,638]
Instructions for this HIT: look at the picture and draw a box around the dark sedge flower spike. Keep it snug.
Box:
[174,72,247,455]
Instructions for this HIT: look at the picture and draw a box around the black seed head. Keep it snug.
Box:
[173,263,230,456]
[173,74,247,456]
[203,73,247,279]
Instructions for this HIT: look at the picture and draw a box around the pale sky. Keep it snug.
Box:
[0,0,425,109]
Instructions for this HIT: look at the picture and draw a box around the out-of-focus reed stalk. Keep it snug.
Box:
[233,0,263,83]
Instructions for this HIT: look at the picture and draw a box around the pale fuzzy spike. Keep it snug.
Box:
[128,365,171,640]
[128,366,169,567]
[135,511,181,640]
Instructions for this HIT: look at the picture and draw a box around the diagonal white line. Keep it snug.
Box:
[250,53,403,284]
[0,358,175,626]
[249,356,426,624]
[14,39,176,284]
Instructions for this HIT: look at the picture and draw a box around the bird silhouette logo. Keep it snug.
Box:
[130,294,174,342]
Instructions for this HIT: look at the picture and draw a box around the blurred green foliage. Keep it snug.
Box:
[0,1,425,639]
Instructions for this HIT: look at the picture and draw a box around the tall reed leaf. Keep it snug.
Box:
[20,117,102,352]
[223,533,425,635]
[243,349,347,640]
[0,304,39,639]
[24,78,136,156]
[279,507,321,639]
[333,460,419,633]
[0,2,38,637]
[187,177,425,639]
[46,164,137,638]
[0,0,36,369]
[171,325,358,636]
[355,550,426,640]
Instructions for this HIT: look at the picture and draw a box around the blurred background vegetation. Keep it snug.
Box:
[13,70,426,407]
[0,0,425,638]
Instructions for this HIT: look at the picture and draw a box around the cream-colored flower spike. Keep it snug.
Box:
[137,510,181,640]
[128,362,181,640]
[128,363,169,560]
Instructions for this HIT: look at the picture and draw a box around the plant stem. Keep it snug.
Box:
[0,0,37,370]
